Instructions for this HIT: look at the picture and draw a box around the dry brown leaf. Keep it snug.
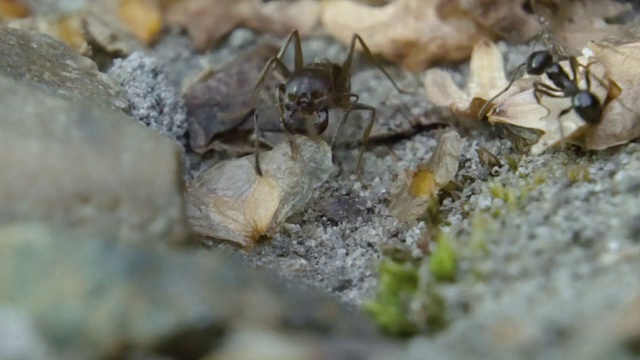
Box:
[8,13,90,55]
[165,0,320,51]
[424,38,521,120]
[85,0,145,55]
[0,0,29,20]
[389,129,462,222]
[532,0,634,55]
[437,0,540,43]
[185,136,333,247]
[584,41,640,149]
[321,0,495,72]
[119,0,164,44]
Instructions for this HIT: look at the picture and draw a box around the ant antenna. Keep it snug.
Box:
[477,62,528,120]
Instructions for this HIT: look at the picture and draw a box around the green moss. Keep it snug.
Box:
[487,182,529,211]
[365,259,449,336]
[567,164,592,184]
[364,260,420,336]
[429,232,457,282]
[505,155,520,172]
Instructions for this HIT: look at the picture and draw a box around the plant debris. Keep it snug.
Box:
[8,1,145,57]
[0,0,29,21]
[424,38,521,120]
[437,0,540,43]
[530,0,635,56]
[119,0,164,44]
[165,0,320,51]
[321,0,495,71]
[8,12,90,55]
[184,135,333,247]
[183,42,280,154]
[389,129,462,222]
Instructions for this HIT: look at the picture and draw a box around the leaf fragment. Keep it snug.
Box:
[389,130,462,222]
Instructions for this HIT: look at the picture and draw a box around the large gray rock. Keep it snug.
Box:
[0,222,384,359]
[0,75,188,244]
[0,26,128,112]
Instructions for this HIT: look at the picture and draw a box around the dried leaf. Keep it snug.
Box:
[8,13,90,55]
[183,42,280,154]
[185,136,333,247]
[584,41,640,149]
[119,0,164,44]
[437,0,540,43]
[389,130,462,222]
[0,0,29,20]
[531,0,634,56]
[165,0,320,51]
[321,0,495,72]
[424,38,514,119]
[85,1,144,55]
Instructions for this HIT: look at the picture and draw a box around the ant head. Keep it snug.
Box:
[527,50,553,75]
[283,75,330,113]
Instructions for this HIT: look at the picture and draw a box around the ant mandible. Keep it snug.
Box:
[249,30,413,176]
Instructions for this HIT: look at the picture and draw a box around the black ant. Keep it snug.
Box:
[248,30,412,176]
[479,49,605,128]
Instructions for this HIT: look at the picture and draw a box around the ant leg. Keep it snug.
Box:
[330,94,360,148]
[350,102,376,176]
[342,34,414,94]
[276,84,301,160]
[534,84,574,146]
[253,112,263,176]
[247,30,303,106]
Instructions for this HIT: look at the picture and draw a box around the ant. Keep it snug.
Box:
[480,49,604,123]
[248,30,412,176]
[478,48,607,137]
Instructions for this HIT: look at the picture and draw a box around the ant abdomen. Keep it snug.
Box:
[572,91,602,125]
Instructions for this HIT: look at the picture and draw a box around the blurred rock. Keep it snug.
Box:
[0,222,383,359]
[0,75,187,245]
[0,308,53,360]
[0,26,129,112]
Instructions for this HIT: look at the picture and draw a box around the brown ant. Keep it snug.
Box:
[249,30,412,176]
[479,49,606,130]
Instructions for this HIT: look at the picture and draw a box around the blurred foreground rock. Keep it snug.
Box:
[0,222,388,359]
[0,26,129,112]
[0,26,188,245]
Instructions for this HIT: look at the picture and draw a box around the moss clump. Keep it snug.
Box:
[429,232,457,282]
[365,260,420,336]
[365,259,448,336]
[566,164,592,184]
[487,182,529,212]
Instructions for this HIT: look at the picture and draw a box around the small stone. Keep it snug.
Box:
[0,75,187,245]
[0,26,129,112]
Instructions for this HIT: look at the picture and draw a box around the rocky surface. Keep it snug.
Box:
[0,72,187,245]
[0,26,129,112]
[0,222,389,359]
